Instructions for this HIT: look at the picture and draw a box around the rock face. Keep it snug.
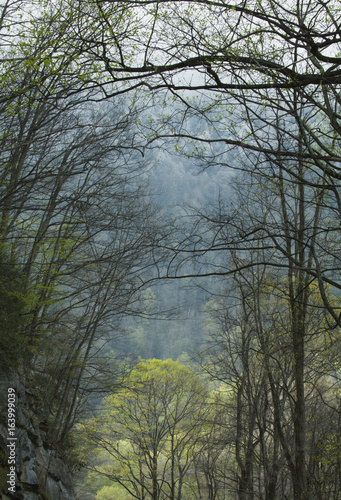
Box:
[0,370,75,500]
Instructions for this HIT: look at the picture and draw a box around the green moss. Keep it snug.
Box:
[38,488,52,500]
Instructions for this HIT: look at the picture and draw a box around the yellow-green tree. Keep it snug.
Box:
[78,359,210,500]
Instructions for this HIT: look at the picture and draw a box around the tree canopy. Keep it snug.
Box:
[1,2,341,500]
[78,359,211,500]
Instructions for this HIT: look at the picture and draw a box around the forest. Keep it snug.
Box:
[0,1,341,499]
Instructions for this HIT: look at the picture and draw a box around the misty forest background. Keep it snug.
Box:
[1,1,341,499]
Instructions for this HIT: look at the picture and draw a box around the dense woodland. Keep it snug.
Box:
[1,1,341,499]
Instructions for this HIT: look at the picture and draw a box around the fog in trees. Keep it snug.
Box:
[1,1,341,500]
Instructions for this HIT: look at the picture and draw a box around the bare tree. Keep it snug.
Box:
[198,152,341,498]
